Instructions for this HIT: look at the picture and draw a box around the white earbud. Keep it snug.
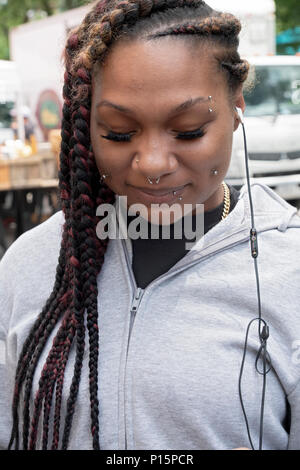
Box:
[236,106,244,124]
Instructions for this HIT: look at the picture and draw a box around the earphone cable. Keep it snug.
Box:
[238,117,272,451]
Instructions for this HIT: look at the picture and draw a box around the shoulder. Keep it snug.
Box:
[0,211,64,330]
[240,182,300,232]
[235,183,300,267]
[0,210,64,270]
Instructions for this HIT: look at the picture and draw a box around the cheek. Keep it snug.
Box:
[181,127,233,171]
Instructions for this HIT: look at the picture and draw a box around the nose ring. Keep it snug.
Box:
[147,176,160,184]
[136,158,160,185]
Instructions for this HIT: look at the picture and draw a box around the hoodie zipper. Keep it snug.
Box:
[124,286,144,449]
[121,229,249,449]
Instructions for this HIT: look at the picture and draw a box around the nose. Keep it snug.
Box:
[134,132,178,180]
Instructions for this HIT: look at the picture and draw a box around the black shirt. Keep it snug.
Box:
[127,185,240,288]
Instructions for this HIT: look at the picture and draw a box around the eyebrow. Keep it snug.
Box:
[96,96,209,116]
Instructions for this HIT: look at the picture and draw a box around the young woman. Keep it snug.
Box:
[1,0,300,451]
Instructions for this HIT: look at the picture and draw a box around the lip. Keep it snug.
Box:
[130,184,188,204]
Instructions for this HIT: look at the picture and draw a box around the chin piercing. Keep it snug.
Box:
[211,169,219,176]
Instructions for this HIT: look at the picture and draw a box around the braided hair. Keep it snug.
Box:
[8,0,250,450]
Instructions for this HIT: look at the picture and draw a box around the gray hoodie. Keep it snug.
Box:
[1,183,300,450]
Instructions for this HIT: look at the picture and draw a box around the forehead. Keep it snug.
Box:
[92,39,228,106]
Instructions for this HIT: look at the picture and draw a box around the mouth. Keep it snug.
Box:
[129,184,189,204]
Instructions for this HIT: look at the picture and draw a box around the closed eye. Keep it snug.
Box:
[101,130,133,142]
[175,128,205,140]
[100,127,205,142]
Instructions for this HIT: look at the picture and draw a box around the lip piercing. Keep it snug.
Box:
[208,95,213,113]
[173,190,183,201]
[211,169,219,176]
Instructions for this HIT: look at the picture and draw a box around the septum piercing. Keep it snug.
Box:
[136,159,160,185]
[147,176,160,185]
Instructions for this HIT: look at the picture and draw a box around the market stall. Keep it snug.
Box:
[0,142,59,251]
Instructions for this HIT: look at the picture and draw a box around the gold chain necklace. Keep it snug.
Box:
[221,181,231,220]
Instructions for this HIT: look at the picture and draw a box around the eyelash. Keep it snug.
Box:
[101,128,205,142]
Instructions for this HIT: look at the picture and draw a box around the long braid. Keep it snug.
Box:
[60,104,91,449]
[8,235,71,450]
[51,313,75,449]
[41,321,71,450]
[9,0,250,450]
[29,321,67,449]
[72,104,104,449]
[8,64,74,450]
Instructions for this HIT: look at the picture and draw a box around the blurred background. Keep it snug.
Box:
[0,0,300,259]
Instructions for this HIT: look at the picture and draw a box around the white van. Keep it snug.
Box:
[227,55,300,201]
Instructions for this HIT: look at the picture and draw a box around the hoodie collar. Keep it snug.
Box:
[113,183,300,268]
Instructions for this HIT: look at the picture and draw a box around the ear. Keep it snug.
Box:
[235,92,246,113]
[233,90,246,131]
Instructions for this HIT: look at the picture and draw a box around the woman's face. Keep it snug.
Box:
[90,39,245,223]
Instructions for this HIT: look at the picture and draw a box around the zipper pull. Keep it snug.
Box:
[131,287,143,315]
[127,287,144,354]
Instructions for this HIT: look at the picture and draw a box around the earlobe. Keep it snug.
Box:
[233,110,241,131]
[233,90,246,131]
[236,93,246,114]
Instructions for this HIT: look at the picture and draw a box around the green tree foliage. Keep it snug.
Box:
[0,0,89,59]
[275,0,300,32]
